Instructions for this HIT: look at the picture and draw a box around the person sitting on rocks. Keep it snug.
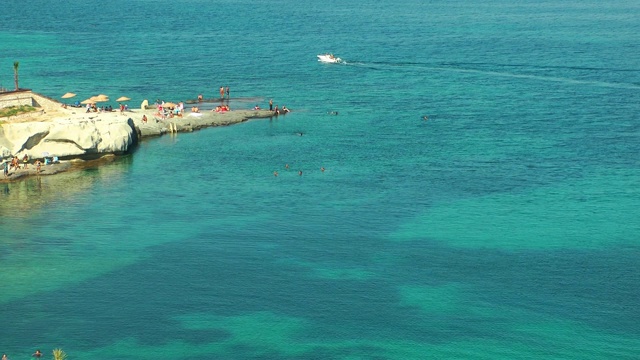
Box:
[213,105,229,113]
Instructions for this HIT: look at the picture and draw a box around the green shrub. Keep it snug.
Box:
[0,105,37,118]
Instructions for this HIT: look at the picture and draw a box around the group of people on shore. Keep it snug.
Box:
[191,92,293,116]
[82,103,131,113]
[213,105,230,113]
[2,155,44,177]
[149,95,291,122]
[85,103,116,113]
[266,99,290,115]
[2,154,58,177]
[154,101,185,119]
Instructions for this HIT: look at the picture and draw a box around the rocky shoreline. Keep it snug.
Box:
[0,107,277,183]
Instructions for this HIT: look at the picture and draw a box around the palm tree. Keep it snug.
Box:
[13,61,19,90]
[53,348,68,360]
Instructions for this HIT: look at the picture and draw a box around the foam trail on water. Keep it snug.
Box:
[343,61,640,90]
[431,66,640,90]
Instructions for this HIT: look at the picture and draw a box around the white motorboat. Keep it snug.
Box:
[317,53,342,63]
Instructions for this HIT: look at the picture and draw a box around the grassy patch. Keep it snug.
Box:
[0,105,37,118]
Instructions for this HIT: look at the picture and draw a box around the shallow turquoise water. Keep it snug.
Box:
[1,0,640,358]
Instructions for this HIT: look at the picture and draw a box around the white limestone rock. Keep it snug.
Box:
[0,118,137,159]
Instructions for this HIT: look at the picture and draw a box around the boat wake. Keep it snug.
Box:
[338,60,640,89]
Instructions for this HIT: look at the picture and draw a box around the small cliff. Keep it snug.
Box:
[0,117,138,160]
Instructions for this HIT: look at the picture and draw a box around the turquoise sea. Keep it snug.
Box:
[1,0,640,358]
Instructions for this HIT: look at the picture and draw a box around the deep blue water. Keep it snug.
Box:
[1,0,640,358]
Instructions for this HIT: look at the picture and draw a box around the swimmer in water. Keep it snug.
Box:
[298,170,303,176]
[273,171,278,177]
[423,115,428,121]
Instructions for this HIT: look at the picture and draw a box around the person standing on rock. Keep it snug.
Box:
[3,161,8,177]
[226,86,230,99]
[220,86,225,99]
[269,99,273,111]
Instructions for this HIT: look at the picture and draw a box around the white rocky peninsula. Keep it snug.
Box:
[0,91,277,181]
